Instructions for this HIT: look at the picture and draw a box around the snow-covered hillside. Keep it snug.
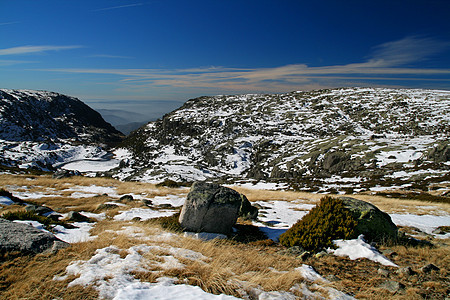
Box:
[117,88,450,192]
[0,89,123,171]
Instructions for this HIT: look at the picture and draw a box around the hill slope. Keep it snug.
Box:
[0,89,123,170]
[116,87,450,192]
[0,89,123,144]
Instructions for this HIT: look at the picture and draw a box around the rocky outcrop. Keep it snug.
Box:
[0,218,69,255]
[0,89,123,145]
[179,182,251,234]
[116,88,450,192]
[339,197,398,243]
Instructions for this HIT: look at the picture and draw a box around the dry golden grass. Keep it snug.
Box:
[1,173,449,299]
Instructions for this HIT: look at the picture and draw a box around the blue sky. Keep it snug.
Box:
[1,0,449,115]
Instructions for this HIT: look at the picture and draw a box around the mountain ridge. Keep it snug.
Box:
[0,89,124,170]
[115,87,450,192]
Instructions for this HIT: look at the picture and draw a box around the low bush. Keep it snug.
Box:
[279,196,357,252]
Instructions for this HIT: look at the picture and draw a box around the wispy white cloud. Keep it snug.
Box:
[0,59,37,66]
[92,3,144,12]
[88,54,133,59]
[365,36,449,67]
[0,45,82,56]
[35,37,450,92]
[0,21,20,26]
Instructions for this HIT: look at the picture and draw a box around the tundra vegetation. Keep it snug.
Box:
[0,174,448,299]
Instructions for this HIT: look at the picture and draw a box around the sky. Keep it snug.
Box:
[1,0,450,117]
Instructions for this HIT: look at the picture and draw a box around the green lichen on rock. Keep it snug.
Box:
[279,196,357,252]
[279,196,398,252]
[339,196,398,243]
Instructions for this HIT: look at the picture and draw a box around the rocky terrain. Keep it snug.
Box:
[0,89,123,171]
[116,87,450,192]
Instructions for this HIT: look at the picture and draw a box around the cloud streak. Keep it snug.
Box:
[92,3,144,12]
[0,45,82,56]
[35,37,450,93]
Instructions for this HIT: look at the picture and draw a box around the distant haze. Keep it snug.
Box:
[89,99,185,124]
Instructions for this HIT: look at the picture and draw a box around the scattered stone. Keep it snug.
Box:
[432,226,450,235]
[157,204,173,209]
[299,251,311,261]
[119,195,134,202]
[325,275,340,282]
[396,266,416,276]
[65,211,92,223]
[278,246,306,256]
[421,263,440,273]
[178,182,243,234]
[381,249,398,257]
[338,196,398,243]
[141,199,153,206]
[377,268,390,277]
[96,203,119,210]
[0,218,69,255]
[47,213,63,221]
[239,194,259,220]
[315,251,328,258]
[25,204,53,216]
[379,280,405,293]
[52,169,81,179]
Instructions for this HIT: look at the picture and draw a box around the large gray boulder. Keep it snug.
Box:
[339,196,398,243]
[0,218,69,255]
[179,182,244,234]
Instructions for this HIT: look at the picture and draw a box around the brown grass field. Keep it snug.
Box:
[0,174,449,299]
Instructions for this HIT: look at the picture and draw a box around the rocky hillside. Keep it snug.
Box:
[0,89,123,144]
[116,87,450,192]
[0,89,123,170]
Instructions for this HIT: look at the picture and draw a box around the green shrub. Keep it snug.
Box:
[279,196,357,252]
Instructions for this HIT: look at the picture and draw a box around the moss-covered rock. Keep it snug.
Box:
[279,196,398,252]
[338,196,398,243]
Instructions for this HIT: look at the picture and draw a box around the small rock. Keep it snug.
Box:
[239,194,258,220]
[141,199,153,206]
[378,268,390,277]
[325,275,340,282]
[120,195,134,202]
[381,249,398,257]
[65,211,92,223]
[379,280,405,293]
[279,246,306,256]
[47,213,63,221]
[158,204,173,209]
[52,169,81,179]
[299,251,311,261]
[25,205,53,216]
[96,203,119,210]
[315,251,328,258]
[396,266,416,276]
[421,263,440,273]
[253,203,263,209]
